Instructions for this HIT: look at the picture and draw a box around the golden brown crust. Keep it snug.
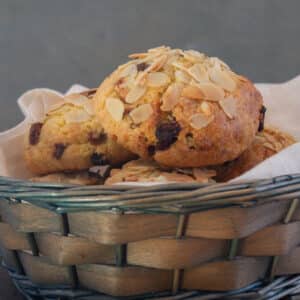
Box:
[24,94,136,175]
[214,127,296,182]
[105,159,216,185]
[95,46,263,167]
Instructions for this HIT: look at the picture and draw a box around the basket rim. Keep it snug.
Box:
[0,174,300,214]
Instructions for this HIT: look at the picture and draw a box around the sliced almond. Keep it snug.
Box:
[219,97,237,119]
[64,109,91,124]
[161,83,183,111]
[174,70,190,84]
[181,85,204,100]
[105,97,125,121]
[189,113,214,129]
[64,94,89,106]
[188,64,209,82]
[125,85,146,104]
[184,50,206,61]
[263,142,277,152]
[120,63,138,79]
[129,103,153,124]
[148,45,170,53]
[208,66,236,92]
[209,57,230,70]
[128,53,149,59]
[200,101,211,115]
[83,101,95,116]
[197,82,225,101]
[147,72,170,87]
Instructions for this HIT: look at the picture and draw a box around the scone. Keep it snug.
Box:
[24,92,135,175]
[105,159,216,184]
[214,127,296,182]
[94,46,264,167]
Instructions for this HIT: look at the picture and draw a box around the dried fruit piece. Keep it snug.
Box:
[181,85,204,100]
[188,64,209,82]
[53,143,67,160]
[197,82,225,101]
[137,62,149,72]
[29,123,43,145]
[174,70,190,84]
[189,113,214,129]
[129,103,153,124]
[219,97,237,119]
[64,109,91,123]
[147,145,156,156]
[258,106,266,132]
[90,153,109,165]
[89,132,107,145]
[161,83,183,111]
[208,66,236,92]
[125,85,146,104]
[156,120,181,150]
[147,72,170,87]
[105,97,125,121]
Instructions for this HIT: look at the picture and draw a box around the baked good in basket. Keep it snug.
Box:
[94,46,264,167]
[24,92,135,175]
[105,159,216,184]
[215,127,296,181]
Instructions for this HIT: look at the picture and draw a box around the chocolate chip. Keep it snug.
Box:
[258,105,266,132]
[147,145,156,156]
[88,132,107,145]
[53,143,67,160]
[29,123,43,145]
[137,62,149,72]
[88,165,111,179]
[90,153,109,165]
[155,120,181,150]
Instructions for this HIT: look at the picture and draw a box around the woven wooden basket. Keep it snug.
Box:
[1,174,300,300]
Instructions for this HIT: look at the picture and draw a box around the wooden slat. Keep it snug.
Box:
[77,264,173,296]
[240,222,300,256]
[182,257,270,291]
[185,200,291,239]
[0,247,21,272]
[68,212,177,244]
[0,222,30,250]
[127,237,229,269]
[18,251,72,285]
[276,246,300,275]
[35,233,116,265]
[0,201,63,233]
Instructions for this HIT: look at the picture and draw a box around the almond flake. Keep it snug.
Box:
[189,113,214,129]
[147,72,170,87]
[125,85,146,104]
[64,94,89,107]
[128,53,149,59]
[188,64,209,82]
[181,85,204,100]
[175,70,191,84]
[200,101,212,115]
[83,101,95,116]
[148,45,170,53]
[105,97,124,121]
[219,97,237,119]
[161,83,183,111]
[263,142,277,152]
[64,109,91,124]
[209,57,230,70]
[184,50,206,61]
[197,82,225,101]
[120,63,138,79]
[208,66,236,92]
[129,104,153,124]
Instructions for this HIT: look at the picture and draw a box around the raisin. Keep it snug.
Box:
[90,153,109,165]
[147,145,156,156]
[155,120,181,150]
[88,132,107,145]
[258,105,266,132]
[53,143,67,160]
[29,123,43,145]
[137,62,149,72]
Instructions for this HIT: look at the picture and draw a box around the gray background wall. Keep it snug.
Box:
[0,0,299,131]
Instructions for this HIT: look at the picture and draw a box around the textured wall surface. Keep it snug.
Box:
[0,0,299,129]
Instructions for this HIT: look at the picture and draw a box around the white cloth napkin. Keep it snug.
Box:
[0,77,299,182]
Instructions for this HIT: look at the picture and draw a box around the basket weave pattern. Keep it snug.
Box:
[1,175,300,299]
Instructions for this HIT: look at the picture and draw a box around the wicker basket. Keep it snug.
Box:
[1,175,300,299]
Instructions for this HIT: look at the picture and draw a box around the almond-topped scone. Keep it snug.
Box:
[94,46,264,167]
[214,127,296,182]
[24,92,135,175]
[105,159,216,184]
